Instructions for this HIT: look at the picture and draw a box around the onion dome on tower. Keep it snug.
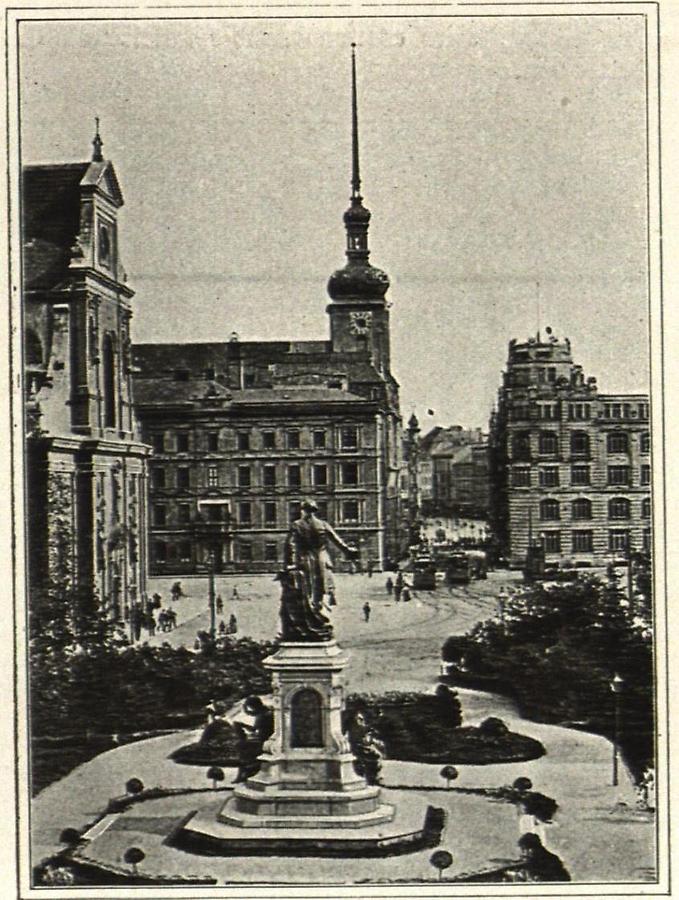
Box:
[327,45,390,302]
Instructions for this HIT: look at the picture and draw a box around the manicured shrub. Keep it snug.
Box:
[125,778,144,795]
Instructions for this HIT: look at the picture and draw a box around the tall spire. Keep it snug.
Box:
[351,43,361,200]
[92,116,103,162]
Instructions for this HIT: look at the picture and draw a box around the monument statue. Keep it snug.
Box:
[276,499,359,642]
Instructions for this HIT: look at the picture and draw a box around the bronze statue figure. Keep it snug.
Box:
[276,499,359,642]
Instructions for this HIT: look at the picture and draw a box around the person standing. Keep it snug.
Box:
[216,594,223,614]
[367,559,373,578]
[363,601,371,622]
[401,585,411,603]
[228,613,238,634]
[385,576,394,596]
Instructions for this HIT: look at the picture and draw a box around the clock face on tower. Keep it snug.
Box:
[349,311,372,336]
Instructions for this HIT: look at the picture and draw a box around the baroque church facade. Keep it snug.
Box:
[22,129,150,623]
[132,50,403,575]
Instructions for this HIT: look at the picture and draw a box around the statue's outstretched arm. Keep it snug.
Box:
[325,522,359,558]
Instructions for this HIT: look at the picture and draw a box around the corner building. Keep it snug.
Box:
[22,131,150,619]
[133,51,402,575]
[489,332,651,568]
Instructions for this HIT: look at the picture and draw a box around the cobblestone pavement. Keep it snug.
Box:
[30,570,657,884]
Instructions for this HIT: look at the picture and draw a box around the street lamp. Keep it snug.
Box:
[497,586,509,629]
[610,673,625,786]
[195,499,231,641]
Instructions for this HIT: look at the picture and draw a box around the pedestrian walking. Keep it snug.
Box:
[367,559,373,578]
[232,587,240,602]
[216,594,224,614]
[385,576,394,596]
[363,601,371,622]
[218,619,226,635]
[228,613,238,634]
[401,585,411,603]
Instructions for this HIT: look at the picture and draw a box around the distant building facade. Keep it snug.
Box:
[132,55,402,574]
[23,130,150,620]
[489,331,651,568]
[415,425,489,517]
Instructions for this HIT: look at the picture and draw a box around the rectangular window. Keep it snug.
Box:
[572,530,593,553]
[538,432,558,455]
[263,431,276,450]
[608,529,630,552]
[571,465,590,486]
[264,502,277,526]
[313,430,327,449]
[608,466,630,486]
[341,462,359,486]
[207,465,219,487]
[640,464,651,486]
[238,542,253,562]
[178,503,191,524]
[341,499,360,523]
[542,531,561,553]
[239,501,251,525]
[237,432,250,451]
[265,542,278,562]
[316,500,328,520]
[154,541,167,562]
[287,431,301,450]
[341,426,359,450]
[152,467,166,489]
[152,433,165,453]
[238,465,251,488]
[243,371,255,388]
[176,432,190,452]
[612,404,622,419]
[178,541,192,562]
[640,432,650,453]
[643,528,652,552]
[289,501,302,523]
[207,504,222,522]
[539,467,559,488]
[512,468,531,487]
[314,464,328,486]
[263,465,277,487]
[607,432,629,454]
[207,432,219,452]
[288,465,302,488]
[153,505,166,527]
[177,467,190,489]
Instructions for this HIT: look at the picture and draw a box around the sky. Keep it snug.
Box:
[18,12,651,429]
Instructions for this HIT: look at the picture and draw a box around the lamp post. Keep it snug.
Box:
[498,586,508,630]
[196,499,230,642]
[610,673,624,786]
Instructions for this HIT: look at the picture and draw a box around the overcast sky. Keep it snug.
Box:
[19,13,650,428]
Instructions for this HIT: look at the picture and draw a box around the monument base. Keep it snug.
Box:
[170,640,447,856]
[172,797,445,857]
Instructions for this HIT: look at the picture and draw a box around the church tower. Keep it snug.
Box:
[327,45,392,373]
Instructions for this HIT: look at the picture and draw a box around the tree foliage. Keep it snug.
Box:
[458,574,654,778]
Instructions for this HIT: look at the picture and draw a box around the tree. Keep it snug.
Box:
[430,849,453,881]
[439,765,458,788]
[207,766,225,789]
[123,846,145,875]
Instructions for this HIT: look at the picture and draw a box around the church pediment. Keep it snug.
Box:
[80,161,124,207]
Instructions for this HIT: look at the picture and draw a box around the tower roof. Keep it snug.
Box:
[327,45,390,303]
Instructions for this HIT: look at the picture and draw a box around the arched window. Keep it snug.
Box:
[570,431,590,456]
[539,431,558,455]
[102,333,116,428]
[290,688,324,748]
[642,497,651,519]
[572,498,592,520]
[25,328,43,367]
[608,497,631,520]
[540,499,560,521]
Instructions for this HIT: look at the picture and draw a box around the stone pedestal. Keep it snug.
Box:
[219,641,394,829]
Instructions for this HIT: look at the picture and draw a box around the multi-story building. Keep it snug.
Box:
[413,425,489,517]
[22,128,150,621]
[489,330,651,568]
[132,53,402,575]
